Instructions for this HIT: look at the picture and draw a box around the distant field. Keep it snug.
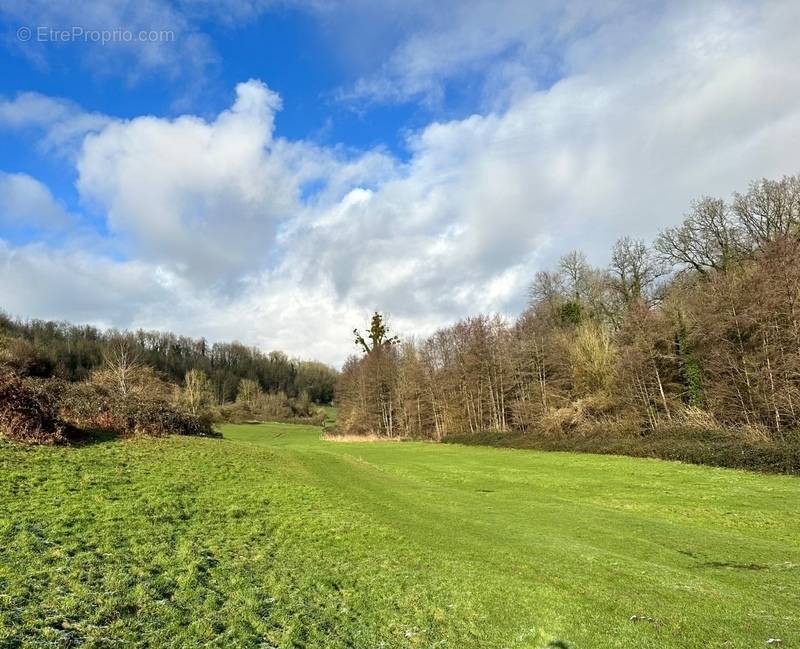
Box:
[1,423,799,648]
[320,405,337,427]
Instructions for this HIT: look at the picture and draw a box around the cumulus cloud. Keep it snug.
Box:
[302,0,800,322]
[2,0,800,365]
[0,241,175,325]
[0,236,369,364]
[0,172,72,230]
[288,0,800,337]
[76,80,299,285]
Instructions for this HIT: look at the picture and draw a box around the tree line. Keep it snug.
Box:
[1,315,340,445]
[0,317,337,405]
[336,174,800,469]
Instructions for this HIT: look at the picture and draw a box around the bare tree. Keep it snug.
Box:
[609,237,663,307]
[183,369,215,416]
[732,175,800,249]
[236,378,262,407]
[655,197,742,273]
[102,337,143,397]
[528,270,565,321]
[336,174,800,447]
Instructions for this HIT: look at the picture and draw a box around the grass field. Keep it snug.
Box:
[320,405,337,428]
[1,423,799,648]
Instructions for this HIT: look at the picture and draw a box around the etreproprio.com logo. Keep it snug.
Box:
[16,26,175,44]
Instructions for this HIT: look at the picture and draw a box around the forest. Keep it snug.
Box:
[0,315,337,443]
[0,315,337,404]
[3,173,800,472]
[336,174,800,472]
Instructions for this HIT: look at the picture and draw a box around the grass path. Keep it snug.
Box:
[1,423,799,648]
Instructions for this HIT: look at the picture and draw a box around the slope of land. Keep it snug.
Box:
[1,422,798,648]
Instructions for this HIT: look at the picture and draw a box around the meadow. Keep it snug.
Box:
[1,422,799,648]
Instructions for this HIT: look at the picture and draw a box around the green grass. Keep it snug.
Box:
[1,423,799,648]
[319,405,337,429]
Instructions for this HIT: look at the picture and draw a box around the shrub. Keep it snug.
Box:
[57,380,115,429]
[90,365,172,401]
[181,369,215,416]
[0,371,68,444]
[235,379,262,407]
[445,421,800,474]
[212,400,326,426]
[260,391,293,418]
[213,389,325,425]
[119,398,217,437]
[568,324,616,395]
[677,405,719,431]
[539,394,617,437]
[56,380,217,438]
[0,336,55,377]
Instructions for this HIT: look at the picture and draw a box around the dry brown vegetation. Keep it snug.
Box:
[321,432,401,443]
[0,339,218,444]
[0,370,69,444]
[0,315,336,444]
[336,175,800,472]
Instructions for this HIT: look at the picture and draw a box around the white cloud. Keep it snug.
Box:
[76,80,299,285]
[0,239,370,365]
[286,0,800,334]
[3,1,800,366]
[0,92,111,153]
[0,172,72,230]
[0,241,175,325]
[332,0,627,107]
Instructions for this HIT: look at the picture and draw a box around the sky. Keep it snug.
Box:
[0,0,799,366]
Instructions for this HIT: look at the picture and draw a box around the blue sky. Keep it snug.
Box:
[0,1,799,365]
[0,4,430,231]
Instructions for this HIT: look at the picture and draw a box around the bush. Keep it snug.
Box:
[52,380,218,439]
[213,390,325,425]
[57,380,115,429]
[119,398,217,437]
[539,394,618,437]
[0,336,55,377]
[212,401,325,426]
[445,422,800,475]
[90,365,172,401]
[0,370,68,444]
[569,324,616,395]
